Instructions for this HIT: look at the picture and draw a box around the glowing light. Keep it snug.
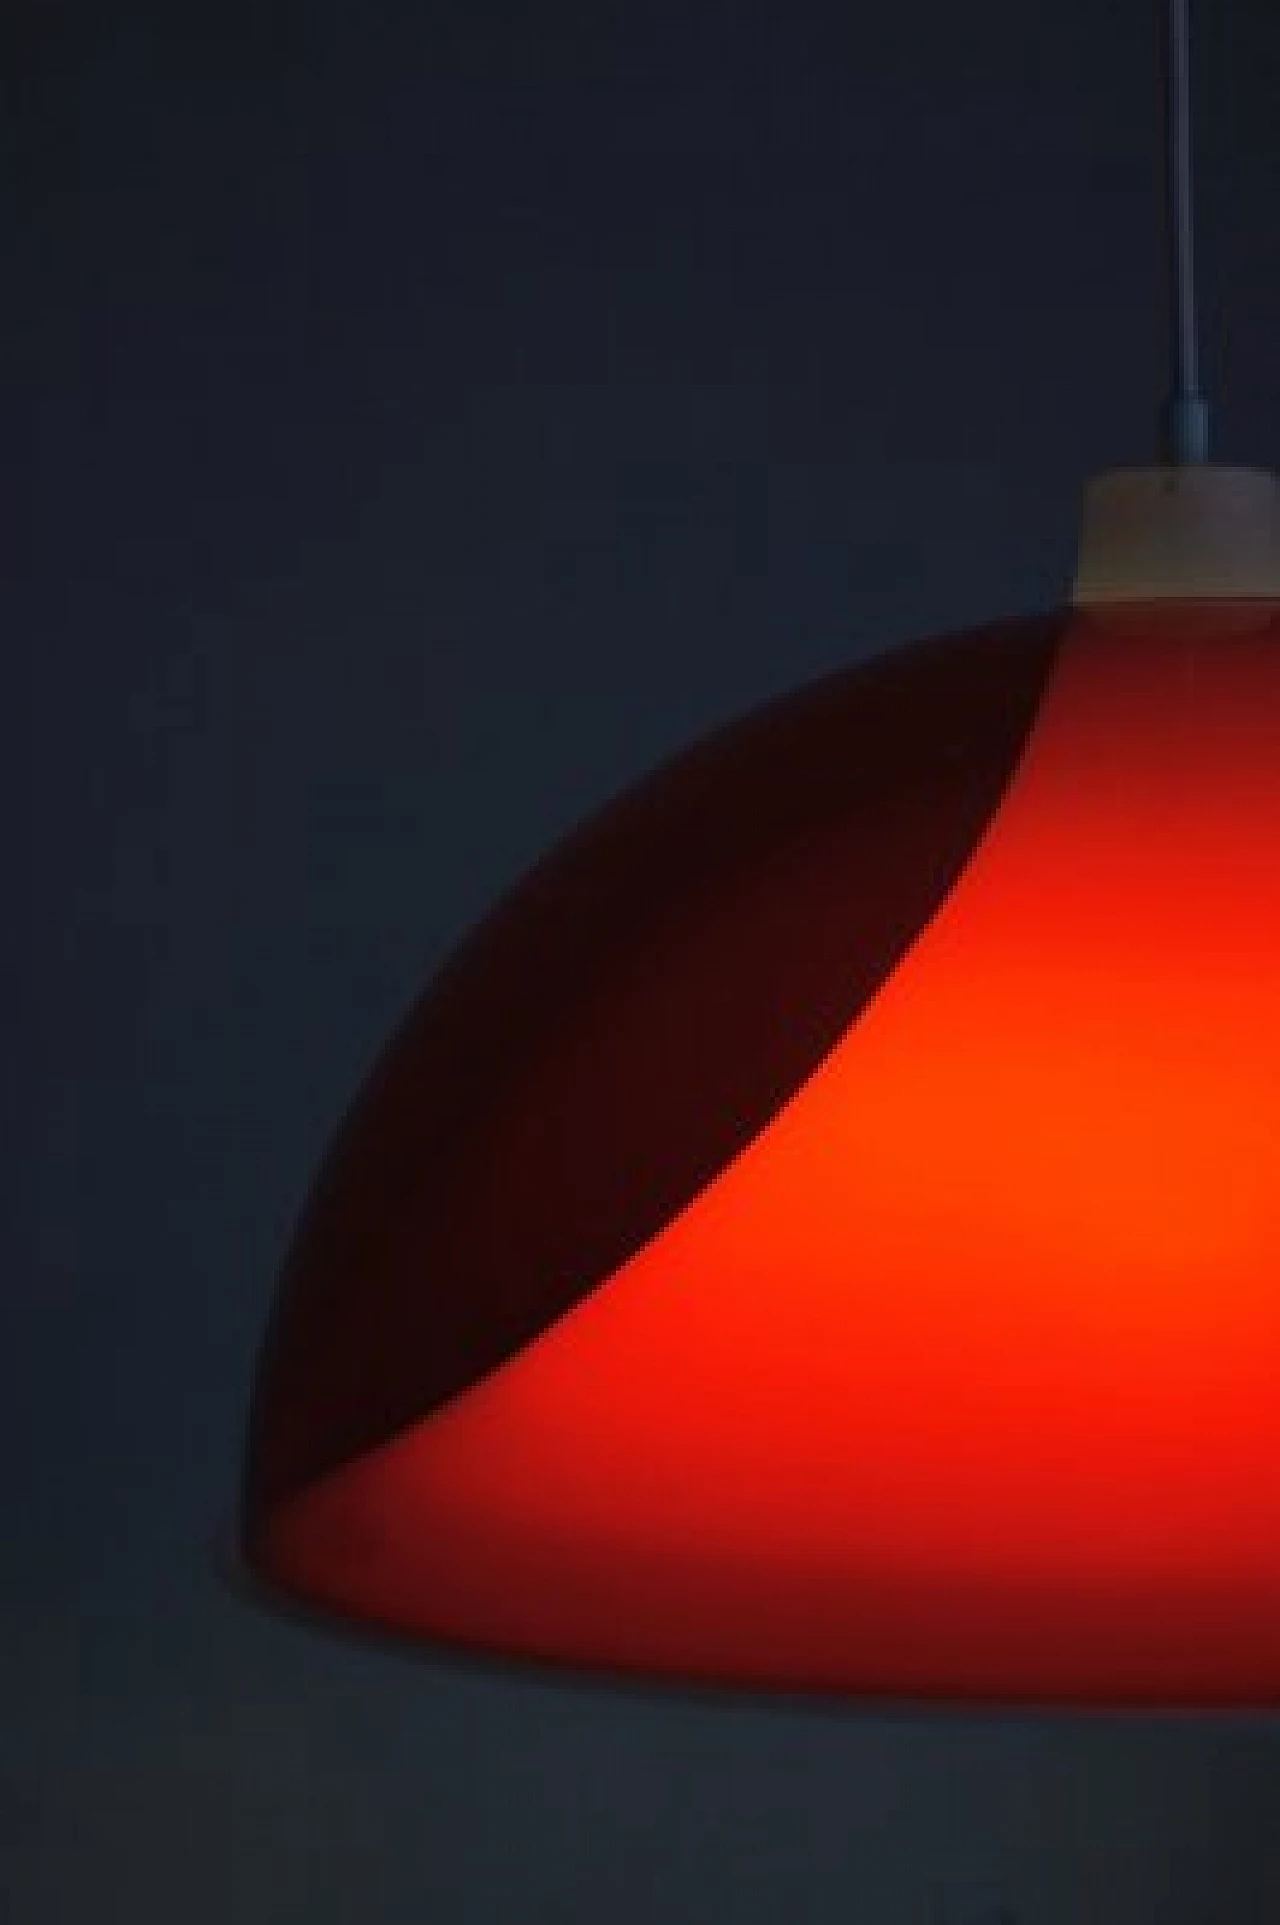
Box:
[245,604,1280,1705]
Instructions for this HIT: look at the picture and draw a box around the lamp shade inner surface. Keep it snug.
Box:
[241,602,1280,1706]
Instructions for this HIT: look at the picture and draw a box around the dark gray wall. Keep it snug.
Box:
[11,1,1280,1919]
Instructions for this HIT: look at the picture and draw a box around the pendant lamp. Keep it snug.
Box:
[236,0,1280,1707]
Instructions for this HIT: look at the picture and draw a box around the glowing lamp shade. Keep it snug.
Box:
[240,595,1280,1707]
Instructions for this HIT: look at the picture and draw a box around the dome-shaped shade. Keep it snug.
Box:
[241,601,1280,1706]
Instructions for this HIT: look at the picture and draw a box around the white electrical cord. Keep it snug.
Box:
[1159,0,1210,463]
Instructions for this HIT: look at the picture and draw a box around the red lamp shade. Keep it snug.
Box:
[240,594,1280,1707]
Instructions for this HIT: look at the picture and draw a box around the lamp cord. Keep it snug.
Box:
[1158,0,1210,463]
